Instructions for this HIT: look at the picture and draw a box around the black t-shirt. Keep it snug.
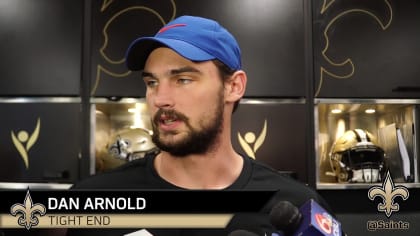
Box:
[66,153,331,236]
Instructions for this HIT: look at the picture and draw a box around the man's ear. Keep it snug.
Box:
[225,70,247,103]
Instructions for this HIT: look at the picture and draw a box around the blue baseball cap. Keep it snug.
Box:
[125,15,241,71]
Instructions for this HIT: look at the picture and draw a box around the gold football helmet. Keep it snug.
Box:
[329,129,386,183]
[108,128,158,161]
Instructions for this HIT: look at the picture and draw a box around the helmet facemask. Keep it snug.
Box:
[330,129,386,183]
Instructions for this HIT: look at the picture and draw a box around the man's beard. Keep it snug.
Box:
[151,99,224,157]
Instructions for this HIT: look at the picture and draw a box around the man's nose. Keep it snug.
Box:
[152,82,175,108]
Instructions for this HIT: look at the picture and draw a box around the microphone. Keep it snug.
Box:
[228,229,259,236]
[269,199,342,236]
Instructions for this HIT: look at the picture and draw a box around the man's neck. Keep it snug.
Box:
[153,148,243,189]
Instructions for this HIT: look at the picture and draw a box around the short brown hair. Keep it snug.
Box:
[213,60,240,113]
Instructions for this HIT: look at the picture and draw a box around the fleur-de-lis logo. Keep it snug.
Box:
[10,189,46,230]
[90,0,177,95]
[237,119,267,159]
[368,170,409,218]
[11,118,41,169]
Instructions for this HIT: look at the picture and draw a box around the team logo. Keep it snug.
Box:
[315,212,332,234]
[10,189,46,230]
[237,119,267,159]
[11,118,41,169]
[368,170,409,217]
[158,23,186,33]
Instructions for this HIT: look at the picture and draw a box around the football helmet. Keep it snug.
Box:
[329,129,386,183]
[108,128,158,161]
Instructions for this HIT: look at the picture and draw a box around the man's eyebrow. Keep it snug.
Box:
[141,66,202,79]
[170,66,202,75]
[141,71,155,79]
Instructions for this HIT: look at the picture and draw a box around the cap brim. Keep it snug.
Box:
[125,37,215,71]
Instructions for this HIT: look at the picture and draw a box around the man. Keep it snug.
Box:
[68,15,333,236]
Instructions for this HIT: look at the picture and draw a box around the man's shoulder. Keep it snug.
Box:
[70,157,149,189]
[249,158,301,185]
[249,159,333,214]
[248,158,323,203]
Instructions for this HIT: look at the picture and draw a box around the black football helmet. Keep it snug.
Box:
[329,129,386,183]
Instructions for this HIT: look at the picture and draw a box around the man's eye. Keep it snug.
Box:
[145,80,158,87]
[178,78,192,84]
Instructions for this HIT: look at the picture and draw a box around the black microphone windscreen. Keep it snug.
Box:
[228,229,259,236]
[269,201,302,234]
